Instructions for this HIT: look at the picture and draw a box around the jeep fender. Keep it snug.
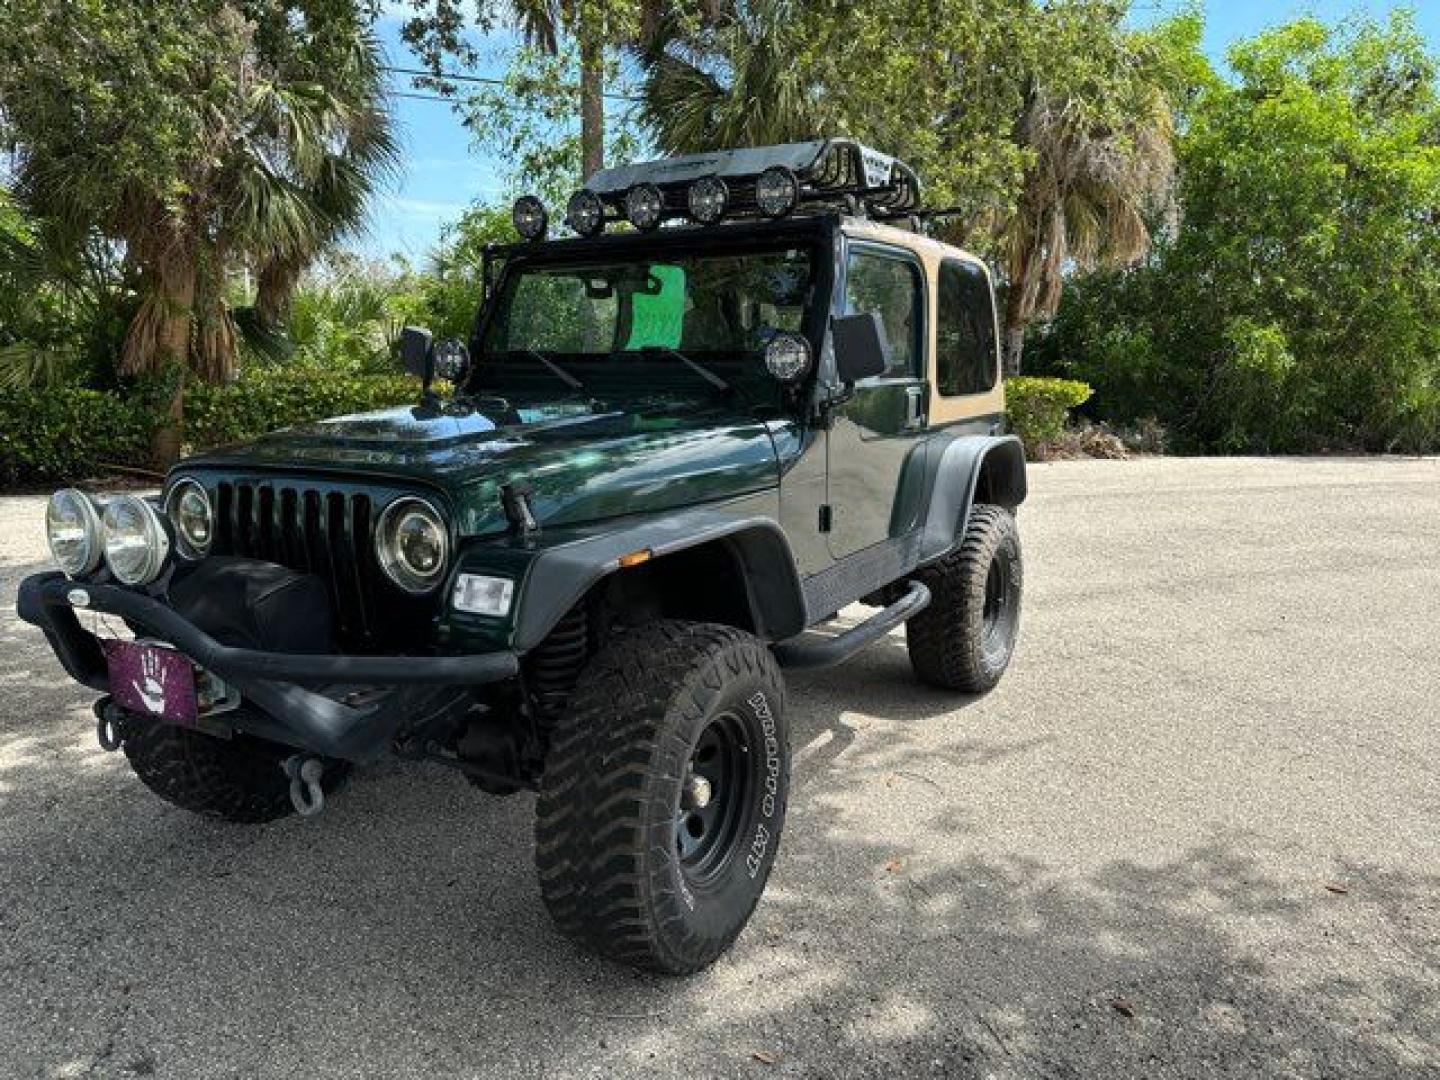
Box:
[917,434,1027,563]
[510,510,808,651]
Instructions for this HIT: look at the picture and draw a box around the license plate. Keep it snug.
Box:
[103,640,199,726]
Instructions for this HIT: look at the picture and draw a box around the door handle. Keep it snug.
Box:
[905,385,925,428]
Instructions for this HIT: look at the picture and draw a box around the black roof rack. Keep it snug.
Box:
[580,138,923,225]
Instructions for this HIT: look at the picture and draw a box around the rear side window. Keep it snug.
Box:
[844,249,922,379]
[936,259,998,396]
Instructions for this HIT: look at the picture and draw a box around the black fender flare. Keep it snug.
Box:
[509,510,808,651]
[917,434,1027,563]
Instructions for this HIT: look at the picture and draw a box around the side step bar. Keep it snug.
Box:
[772,581,931,671]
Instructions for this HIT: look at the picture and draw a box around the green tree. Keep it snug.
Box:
[1037,14,1440,452]
[401,0,657,180]
[0,0,397,463]
[993,6,1189,375]
[637,0,1186,326]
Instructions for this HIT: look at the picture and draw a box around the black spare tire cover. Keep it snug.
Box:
[168,557,334,654]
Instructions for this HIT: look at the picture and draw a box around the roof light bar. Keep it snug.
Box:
[553,139,922,237]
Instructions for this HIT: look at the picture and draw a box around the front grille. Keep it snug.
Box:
[213,481,382,647]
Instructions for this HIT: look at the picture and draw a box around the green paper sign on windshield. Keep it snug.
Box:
[624,264,686,349]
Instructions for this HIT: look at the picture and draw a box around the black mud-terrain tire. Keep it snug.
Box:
[536,621,790,974]
[121,714,350,824]
[907,503,1023,692]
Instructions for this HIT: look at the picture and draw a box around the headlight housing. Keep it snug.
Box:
[102,495,171,586]
[625,183,664,231]
[565,188,605,236]
[764,333,813,383]
[164,478,214,558]
[688,176,728,225]
[512,195,548,241]
[755,166,799,218]
[46,488,103,577]
[376,497,449,594]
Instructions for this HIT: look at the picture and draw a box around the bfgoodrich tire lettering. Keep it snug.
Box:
[535,620,790,974]
[907,503,1023,692]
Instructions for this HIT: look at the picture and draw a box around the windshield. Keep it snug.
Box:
[481,245,817,361]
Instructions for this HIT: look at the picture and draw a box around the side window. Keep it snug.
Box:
[936,259,999,396]
[844,249,921,379]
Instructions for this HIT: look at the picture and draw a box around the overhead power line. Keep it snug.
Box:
[380,64,643,103]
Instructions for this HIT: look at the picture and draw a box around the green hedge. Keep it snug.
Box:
[185,367,420,448]
[0,387,152,487]
[0,368,421,487]
[1005,376,1094,452]
[3,369,1096,487]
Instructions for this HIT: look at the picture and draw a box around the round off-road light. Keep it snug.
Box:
[46,488,103,577]
[511,195,548,241]
[102,495,170,586]
[376,497,449,594]
[164,478,213,559]
[688,176,729,225]
[432,338,471,383]
[565,189,605,236]
[755,166,799,218]
[764,333,813,383]
[625,183,664,231]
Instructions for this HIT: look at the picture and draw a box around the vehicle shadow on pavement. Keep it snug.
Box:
[2,600,1437,1078]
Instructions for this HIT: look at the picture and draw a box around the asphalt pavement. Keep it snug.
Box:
[1,456,1437,1079]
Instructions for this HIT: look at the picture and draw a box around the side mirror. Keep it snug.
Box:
[400,326,434,384]
[832,313,889,384]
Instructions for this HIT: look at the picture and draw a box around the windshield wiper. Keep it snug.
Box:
[637,346,730,393]
[523,349,585,392]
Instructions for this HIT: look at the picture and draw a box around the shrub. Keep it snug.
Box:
[1005,376,1093,453]
[185,366,421,449]
[0,386,151,486]
[0,370,422,487]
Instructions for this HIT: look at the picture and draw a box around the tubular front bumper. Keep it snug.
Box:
[17,572,520,762]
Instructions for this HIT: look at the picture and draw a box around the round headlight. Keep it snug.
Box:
[625,183,664,231]
[102,495,170,586]
[164,479,213,558]
[46,488,103,577]
[688,176,728,225]
[755,166,799,218]
[512,195,548,241]
[376,497,449,594]
[566,189,605,237]
[764,333,813,383]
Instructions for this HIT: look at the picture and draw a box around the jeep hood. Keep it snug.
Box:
[183,396,785,536]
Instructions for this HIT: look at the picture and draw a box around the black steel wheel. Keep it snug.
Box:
[535,620,790,974]
[675,712,751,880]
[907,503,1023,692]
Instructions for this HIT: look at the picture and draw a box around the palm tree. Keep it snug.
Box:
[113,17,397,463]
[994,83,1174,376]
[636,0,833,153]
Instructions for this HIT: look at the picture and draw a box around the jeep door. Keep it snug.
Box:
[825,240,931,560]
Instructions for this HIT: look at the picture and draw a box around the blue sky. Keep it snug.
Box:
[362,1,1440,261]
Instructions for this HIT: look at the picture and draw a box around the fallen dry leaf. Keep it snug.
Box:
[1324,883,1350,895]
[1111,998,1136,1018]
[884,857,905,874]
[752,1050,779,1065]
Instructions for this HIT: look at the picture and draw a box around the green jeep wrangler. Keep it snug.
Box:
[21,140,1026,974]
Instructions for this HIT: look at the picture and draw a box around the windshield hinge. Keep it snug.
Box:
[501,483,539,536]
